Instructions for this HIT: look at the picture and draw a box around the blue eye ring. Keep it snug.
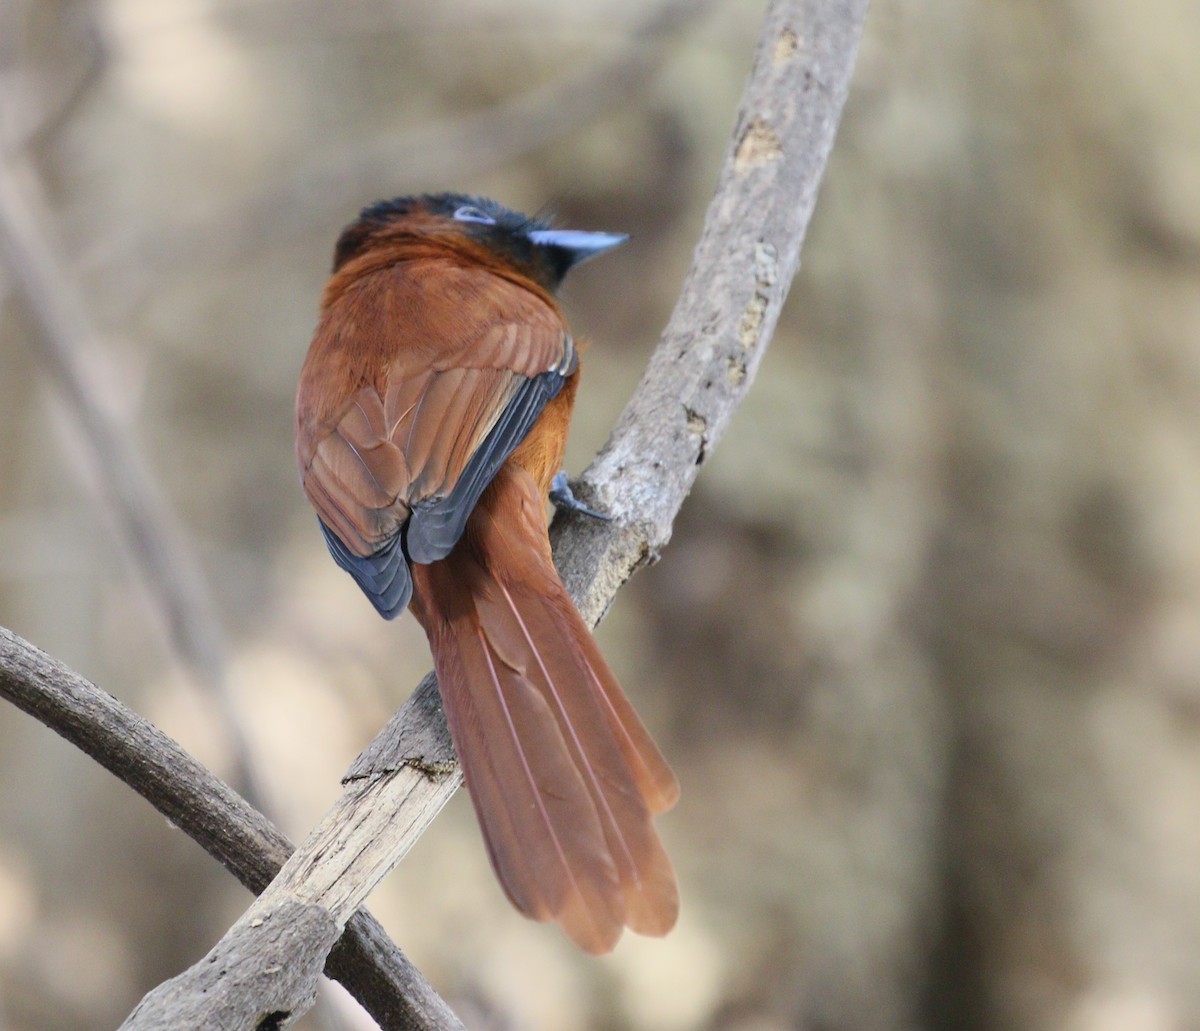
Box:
[453,205,496,225]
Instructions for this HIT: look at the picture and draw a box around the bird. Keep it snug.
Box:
[295,193,679,953]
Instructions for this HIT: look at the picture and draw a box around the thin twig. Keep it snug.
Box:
[0,625,463,1031]
[0,3,106,154]
[118,0,870,1026]
[0,157,266,805]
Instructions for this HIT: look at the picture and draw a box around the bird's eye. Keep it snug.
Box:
[453,205,496,225]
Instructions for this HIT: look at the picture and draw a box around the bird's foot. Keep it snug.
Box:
[550,471,611,521]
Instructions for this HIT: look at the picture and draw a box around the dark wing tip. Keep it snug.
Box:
[405,365,567,564]
[319,520,413,619]
[405,499,466,565]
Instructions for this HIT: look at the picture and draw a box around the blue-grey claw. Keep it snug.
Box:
[550,471,611,521]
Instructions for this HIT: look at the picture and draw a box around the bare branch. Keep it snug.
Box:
[0,157,276,808]
[0,625,463,1031]
[118,0,870,1025]
[0,162,225,685]
[0,2,106,154]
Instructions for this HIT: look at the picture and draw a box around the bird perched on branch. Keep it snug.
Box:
[295,193,679,953]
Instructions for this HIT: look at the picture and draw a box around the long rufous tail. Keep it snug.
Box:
[410,465,679,953]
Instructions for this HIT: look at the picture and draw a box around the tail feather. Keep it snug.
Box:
[575,628,680,816]
[436,620,624,951]
[411,468,679,951]
[479,580,678,939]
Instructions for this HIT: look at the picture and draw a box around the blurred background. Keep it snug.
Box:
[3,0,1200,1028]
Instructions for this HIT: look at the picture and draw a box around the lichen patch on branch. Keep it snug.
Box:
[736,242,779,350]
[735,117,783,171]
[773,28,801,65]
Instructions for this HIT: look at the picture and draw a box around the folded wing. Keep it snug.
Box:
[296,262,575,617]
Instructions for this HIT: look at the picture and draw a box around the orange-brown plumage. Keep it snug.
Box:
[295,193,678,952]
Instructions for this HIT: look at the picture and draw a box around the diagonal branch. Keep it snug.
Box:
[0,160,226,687]
[0,158,269,805]
[118,0,870,1026]
[0,625,463,1031]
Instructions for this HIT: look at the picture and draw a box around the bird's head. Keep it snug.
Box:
[331,193,627,293]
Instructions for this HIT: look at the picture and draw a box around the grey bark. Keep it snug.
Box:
[0,626,462,1031]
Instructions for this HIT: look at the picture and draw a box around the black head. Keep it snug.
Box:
[332,192,627,292]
